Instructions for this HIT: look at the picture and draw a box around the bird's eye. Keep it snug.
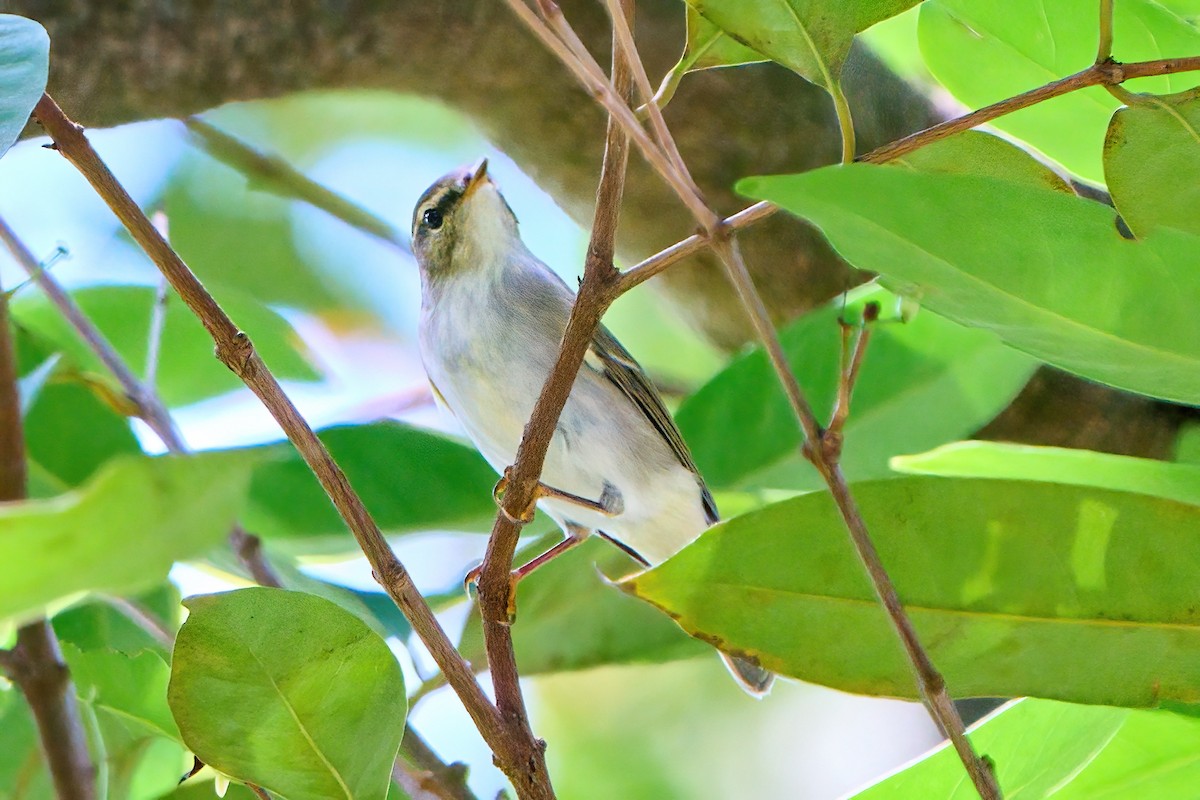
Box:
[422,208,443,230]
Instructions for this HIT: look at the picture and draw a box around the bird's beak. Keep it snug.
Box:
[463,158,489,199]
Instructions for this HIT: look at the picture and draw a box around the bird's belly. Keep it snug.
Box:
[422,318,708,565]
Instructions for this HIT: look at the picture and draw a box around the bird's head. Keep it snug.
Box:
[411,158,520,281]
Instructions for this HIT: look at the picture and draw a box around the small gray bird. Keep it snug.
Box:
[412,159,773,695]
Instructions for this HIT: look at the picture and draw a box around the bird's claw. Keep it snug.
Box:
[462,564,519,624]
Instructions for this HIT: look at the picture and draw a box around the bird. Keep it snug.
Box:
[411,158,773,695]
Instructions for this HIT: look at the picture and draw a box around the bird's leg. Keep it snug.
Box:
[492,469,624,524]
[464,524,592,622]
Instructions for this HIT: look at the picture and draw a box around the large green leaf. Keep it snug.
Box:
[169,587,405,800]
[0,15,48,158]
[741,166,1200,404]
[894,441,1200,506]
[11,284,319,408]
[854,699,1128,798]
[244,422,500,550]
[919,0,1200,181]
[1055,708,1200,797]
[0,452,254,627]
[678,285,1035,491]
[685,0,920,89]
[1104,89,1200,238]
[623,477,1200,705]
[459,538,708,675]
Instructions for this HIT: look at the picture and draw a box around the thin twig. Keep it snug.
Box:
[473,9,633,798]
[600,0,702,197]
[184,117,409,252]
[101,595,175,650]
[144,274,169,390]
[30,93,555,799]
[859,56,1200,165]
[0,262,95,799]
[508,0,715,226]
[392,728,477,800]
[505,2,1002,795]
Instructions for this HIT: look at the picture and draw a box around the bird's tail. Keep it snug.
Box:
[720,652,775,697]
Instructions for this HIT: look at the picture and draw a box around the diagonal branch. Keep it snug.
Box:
[28,92,553,797]
[0,246,95,800]
[184,118,410,253]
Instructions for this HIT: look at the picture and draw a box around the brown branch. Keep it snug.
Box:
[507,1,1007,795]
[473,8,634,799]
[28,93,557,797]
[0,248,95,798]
[184,118,410,253]
[859,56,1200,166]
[392,728,477,800]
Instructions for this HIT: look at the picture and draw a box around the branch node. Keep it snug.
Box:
[215,331,256,375]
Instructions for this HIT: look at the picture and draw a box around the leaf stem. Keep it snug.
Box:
[1098,0,1115,63]
[830,80,857,164]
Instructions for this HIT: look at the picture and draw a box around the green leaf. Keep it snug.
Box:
[1055,708,1200,797]
[164,151,353,314]
[24,382,141,492]
[740,165,1200,404]
[11,284,319,408]
[919,0,1200,181]
[460,538,708,675]
[0,452,255,627]
[623,476,1200,706]
[894,441,1200,507]
[169,587,406,800]
[1104,89,1200,237]
[650,9,769,110]
[891,130,1072,193]
[0,15,48,158]
[678,285,1035,490]
[0,689,52,799]
[53,583,181,658]
[244,422,500,550]
[64,644,181,742]
[685,0,920,89]
[87,706,189,800]
[853,699,1128,798]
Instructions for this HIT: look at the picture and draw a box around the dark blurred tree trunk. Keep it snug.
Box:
[8,0,1190,456]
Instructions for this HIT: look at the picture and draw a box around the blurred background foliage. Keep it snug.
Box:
[2,0,1200,798]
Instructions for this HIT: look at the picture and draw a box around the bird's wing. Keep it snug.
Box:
[587,325,718,525]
